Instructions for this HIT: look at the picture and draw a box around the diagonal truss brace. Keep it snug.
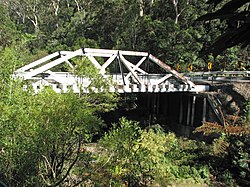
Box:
[125,57,147,82]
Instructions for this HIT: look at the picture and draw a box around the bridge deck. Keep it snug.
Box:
[25,72,209,93]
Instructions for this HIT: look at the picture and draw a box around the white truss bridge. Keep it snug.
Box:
[13,48,209,93]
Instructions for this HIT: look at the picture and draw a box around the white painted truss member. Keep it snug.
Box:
[13,48,209,93]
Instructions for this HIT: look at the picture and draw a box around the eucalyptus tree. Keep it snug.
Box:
[1,0,43,33]
[115,0,210,71]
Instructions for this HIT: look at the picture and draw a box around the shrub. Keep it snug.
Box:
[99,118,210,186]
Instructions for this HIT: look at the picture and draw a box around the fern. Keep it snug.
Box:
[212,136,229,156]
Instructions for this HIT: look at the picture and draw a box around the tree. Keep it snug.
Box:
[197,0,250,56]
[115,0,209,71]
[0,45,117,186]
[0,5,18,47]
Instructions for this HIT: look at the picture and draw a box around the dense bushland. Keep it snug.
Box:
[0,0,249,186]
[98,118,211,186]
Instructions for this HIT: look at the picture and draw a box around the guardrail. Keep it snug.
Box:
[184,71,250,83]
[184,71,250,76]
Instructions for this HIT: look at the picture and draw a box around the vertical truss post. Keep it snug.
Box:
[117,51,126,85]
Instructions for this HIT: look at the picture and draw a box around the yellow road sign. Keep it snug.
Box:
[208,62,212,70]
[188,64,192,71]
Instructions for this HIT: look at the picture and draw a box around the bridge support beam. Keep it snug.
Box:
[179,95,183,124]
[187,96,191,125]
[202,97,207,123]
[191,96,196,126]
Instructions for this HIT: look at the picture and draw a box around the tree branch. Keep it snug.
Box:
[52,137,81,186]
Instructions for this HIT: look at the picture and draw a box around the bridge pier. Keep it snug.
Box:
[179,95,183,124]
[102,92,223,138]
[191,96,197,126]
[202,97,207,123]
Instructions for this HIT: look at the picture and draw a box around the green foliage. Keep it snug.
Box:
[228,135,250,181]
[245,101,250,122]
[72,56,118,110]
[1,0,249,186]
[99,118,210,186]
[0,5,18,47]
[207,46,245,71]
[0,47,28,95]
[0,45,117,186]
[0,85,113,186]
[1,0,248,70]
[100,118,146,185]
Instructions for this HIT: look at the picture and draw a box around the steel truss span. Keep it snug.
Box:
[13,48,209,93]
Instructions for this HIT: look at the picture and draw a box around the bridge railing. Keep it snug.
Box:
[184,71,250,83]
[25,71,209,93]
[184,71,250,76]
